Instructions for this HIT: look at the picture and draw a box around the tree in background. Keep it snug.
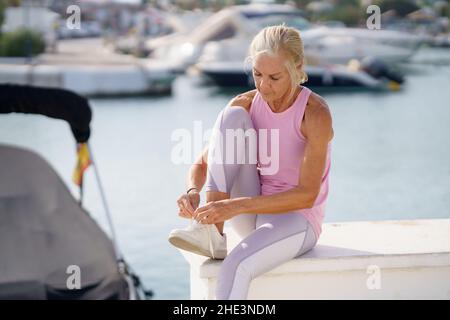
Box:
[0,0,5,30]
[0,28,45,56]
[373,0,420,17]
[303,0,365,26]
[0,0,45,57]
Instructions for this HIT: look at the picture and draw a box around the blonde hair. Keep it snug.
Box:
[245,24,308,101]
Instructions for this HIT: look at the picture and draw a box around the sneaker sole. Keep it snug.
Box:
[168,234,227,260]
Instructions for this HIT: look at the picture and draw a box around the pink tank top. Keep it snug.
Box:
[249,86,332,238]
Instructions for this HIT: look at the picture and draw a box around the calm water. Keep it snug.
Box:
[1,48,449,299]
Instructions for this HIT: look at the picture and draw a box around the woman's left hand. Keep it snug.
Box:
[194,199,239,224]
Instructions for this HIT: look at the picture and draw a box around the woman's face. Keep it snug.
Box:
[252,51,294,104]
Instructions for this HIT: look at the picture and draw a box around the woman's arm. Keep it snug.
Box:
[185,90,257,192]
[176,147,208,218]
[179,89,257,216]
[186,146,208,192]
[194,95,333,224]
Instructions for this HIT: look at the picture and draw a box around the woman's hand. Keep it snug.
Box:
[177,190,200,219]
[194,199,240,224]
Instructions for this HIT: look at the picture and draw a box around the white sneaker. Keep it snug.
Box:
[168,221,227,259]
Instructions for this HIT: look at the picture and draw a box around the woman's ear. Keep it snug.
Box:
[296,63,302,73]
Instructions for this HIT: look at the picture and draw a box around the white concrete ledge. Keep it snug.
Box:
[178,219,450,300]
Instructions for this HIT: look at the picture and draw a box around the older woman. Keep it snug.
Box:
[169,25,333,299]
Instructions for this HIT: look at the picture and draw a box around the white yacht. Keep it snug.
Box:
[148,3,424,71]
[195,58,404,90]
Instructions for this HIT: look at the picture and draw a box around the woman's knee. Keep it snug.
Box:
[220,106,252,130]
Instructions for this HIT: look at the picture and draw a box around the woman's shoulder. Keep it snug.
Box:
[306,89,328,109]
[305,89,330,118]
[227,89,258,112]
[304,89,334,141]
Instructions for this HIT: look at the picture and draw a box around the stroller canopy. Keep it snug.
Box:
[0,145,128,299]
[0,84,91,143]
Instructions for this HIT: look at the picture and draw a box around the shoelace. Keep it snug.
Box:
[206,225,215,260]
[190,217,215,259]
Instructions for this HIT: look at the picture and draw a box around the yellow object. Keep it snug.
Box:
[347,59,361,72]
[387,81,401,91]
[72,143,91,186]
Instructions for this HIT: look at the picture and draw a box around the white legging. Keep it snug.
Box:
[205,106,318,300]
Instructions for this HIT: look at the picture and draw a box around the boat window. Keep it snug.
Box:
[208,24,237,41]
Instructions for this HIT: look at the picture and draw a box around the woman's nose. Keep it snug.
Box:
[258,78,270,91]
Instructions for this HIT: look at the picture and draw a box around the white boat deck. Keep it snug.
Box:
[178,219,450,299]
[0,39,177,96]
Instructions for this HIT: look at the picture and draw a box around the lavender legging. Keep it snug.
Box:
[204,106,318,300]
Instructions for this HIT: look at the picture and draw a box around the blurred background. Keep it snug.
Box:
[0,0,449,299]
